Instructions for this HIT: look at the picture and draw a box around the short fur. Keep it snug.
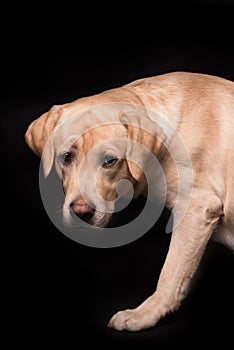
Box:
[25,72,234,331]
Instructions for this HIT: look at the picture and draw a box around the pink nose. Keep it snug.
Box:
[70,198,95,222]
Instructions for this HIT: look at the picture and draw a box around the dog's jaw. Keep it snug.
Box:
[62,200,113,228]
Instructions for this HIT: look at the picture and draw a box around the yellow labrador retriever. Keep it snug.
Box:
[25,71,234,331]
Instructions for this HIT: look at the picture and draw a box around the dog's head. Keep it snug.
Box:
[25,102,165,228]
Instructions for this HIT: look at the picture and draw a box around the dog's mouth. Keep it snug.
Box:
[63,195,148,229]
[69,210,113,228]
[72,209,96,226]
[63,198,113,228]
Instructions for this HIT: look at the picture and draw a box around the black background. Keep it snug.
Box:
[1,0,234,347]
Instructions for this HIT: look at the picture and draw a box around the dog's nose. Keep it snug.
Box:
[70,198,95,223]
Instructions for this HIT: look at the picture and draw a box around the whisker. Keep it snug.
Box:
[55,203,64,216]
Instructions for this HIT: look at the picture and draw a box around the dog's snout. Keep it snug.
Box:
[70,198,95,223]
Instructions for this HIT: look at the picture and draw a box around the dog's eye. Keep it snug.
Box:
[102,155,118,168]
[59,152,73,165]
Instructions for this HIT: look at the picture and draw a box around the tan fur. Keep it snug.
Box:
[25,71,234,331]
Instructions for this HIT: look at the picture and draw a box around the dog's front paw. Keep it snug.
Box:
[107,309,156,332]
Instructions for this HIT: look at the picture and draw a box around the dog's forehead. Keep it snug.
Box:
[84,123,126,139]
[53,106,127,154]
[80,123,127,154]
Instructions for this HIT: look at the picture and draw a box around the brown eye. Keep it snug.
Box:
[59,152,73,165]
[102,155,118,168]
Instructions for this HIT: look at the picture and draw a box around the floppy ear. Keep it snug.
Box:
[25,105,64,176]
[119,112,166,181]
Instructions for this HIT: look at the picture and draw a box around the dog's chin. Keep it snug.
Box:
[90,211,113,228]
[63,210,113,229]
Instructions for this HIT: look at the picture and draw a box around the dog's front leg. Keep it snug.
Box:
[108,195,222,331]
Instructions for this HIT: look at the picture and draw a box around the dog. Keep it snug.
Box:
[25,71,234,331]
